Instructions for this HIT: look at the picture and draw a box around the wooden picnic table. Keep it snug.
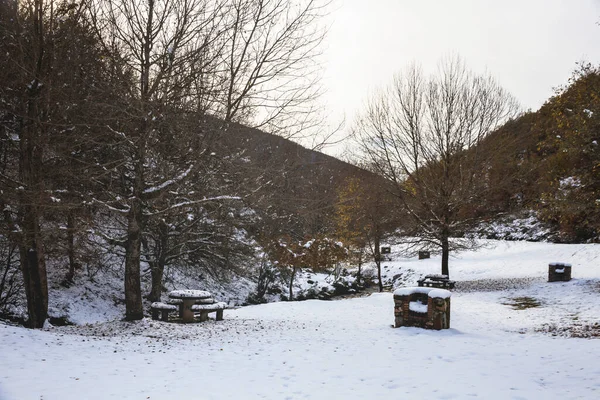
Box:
[168,290,212,323]
[417,274,456,290]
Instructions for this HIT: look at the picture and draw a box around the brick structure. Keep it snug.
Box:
[393,287,451,330]
[548,263,572,282]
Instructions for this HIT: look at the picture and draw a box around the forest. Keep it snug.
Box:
[1,0,599,329]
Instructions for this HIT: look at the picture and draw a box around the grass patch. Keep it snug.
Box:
[536,322,600,339]
[501,296,542,310]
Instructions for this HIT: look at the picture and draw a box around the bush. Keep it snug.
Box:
[332,281,352,296]
[245,292,268,305]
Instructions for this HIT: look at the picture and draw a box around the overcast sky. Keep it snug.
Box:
[319,0,600,155]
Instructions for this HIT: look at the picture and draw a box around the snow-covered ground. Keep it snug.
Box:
[1,240,599,399]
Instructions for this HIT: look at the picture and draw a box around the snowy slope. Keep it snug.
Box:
[372,239,600,288]
[1,240,599,400]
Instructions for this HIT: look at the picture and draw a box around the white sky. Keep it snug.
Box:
[319,0,600,156]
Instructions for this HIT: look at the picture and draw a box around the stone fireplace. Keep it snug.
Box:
[548,262,572,282]
[393,287,451,330]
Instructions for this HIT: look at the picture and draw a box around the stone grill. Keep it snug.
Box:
[548,263,572,282]
[393,287,451,330]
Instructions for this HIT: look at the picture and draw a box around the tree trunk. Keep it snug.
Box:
[18,122,48,328]
[441,235,450,278]
[148,260,164,303]
[19,208,48,328]
[18,11,49,327]
[123,102,147,320]
[289,266,297,301]
[375,236,383,292]
[124,196,144,320]
[123,0,155,319]
[148,222,168,302]
[65,211,76,283]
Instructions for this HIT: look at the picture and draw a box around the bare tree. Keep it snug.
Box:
[86,0,230,320]
[87,0,329,319]
[356,56,520,277]
[217,0,328,138]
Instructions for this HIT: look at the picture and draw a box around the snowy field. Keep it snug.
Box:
[1,240,599,399]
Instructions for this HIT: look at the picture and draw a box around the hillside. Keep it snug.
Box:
[215,118,383,237]
[477,65,600,242]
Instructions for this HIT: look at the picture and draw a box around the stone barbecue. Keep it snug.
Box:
[548,262,572,282]
[393,287,451,330]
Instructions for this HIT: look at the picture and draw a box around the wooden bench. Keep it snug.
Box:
[190,302,228,322]
[150,302,178,321]
[417,274,455,289]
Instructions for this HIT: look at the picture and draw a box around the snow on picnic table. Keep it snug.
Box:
[1,240,600,399]
[168,289,212,299]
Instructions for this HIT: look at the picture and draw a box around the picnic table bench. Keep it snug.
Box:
[150,290,228,322]
[166,297,216,316]
[191,302,228,321]
[169,289,212,322]
[150,302,178,321]
[417,274,456,290]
